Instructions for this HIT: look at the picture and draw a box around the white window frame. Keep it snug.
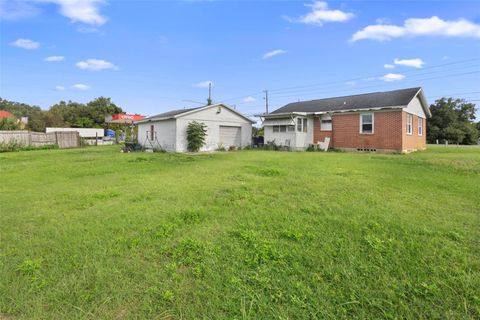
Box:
[359,113,374,134]
[320,115,332,131]
[406,113,413,135]
[297,118,302,132]
[418,117,423,136]
[297,117,307,133]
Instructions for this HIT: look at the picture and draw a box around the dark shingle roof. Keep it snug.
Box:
[143,107,201,120]
[271,87,422,114]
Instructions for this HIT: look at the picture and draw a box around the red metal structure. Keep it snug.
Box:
[105,114,145,123]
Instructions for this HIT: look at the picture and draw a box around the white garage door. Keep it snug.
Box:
[219,126,242,148]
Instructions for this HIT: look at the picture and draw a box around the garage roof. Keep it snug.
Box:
[136,103,255,124]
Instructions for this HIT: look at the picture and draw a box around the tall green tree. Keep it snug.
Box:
[427,98,478,145]
[86,97,123,128]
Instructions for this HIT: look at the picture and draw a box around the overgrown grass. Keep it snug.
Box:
[0,146,479,319]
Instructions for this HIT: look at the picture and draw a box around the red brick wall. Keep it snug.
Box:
[402,112,427,151]
[331,111,403,151]
[313,118,333,144]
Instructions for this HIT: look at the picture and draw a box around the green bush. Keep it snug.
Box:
[0,139,58,153]
[186,121,207,152]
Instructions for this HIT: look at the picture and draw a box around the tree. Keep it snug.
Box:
[1,97,125,132]
[427,98,478,145]
[0,98,44,131]
[186,121,207,152]
[252,126,264,137]
[86,97,123,128]
[0,118,20,130]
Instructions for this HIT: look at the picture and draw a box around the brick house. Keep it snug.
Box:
[258,87,430,153]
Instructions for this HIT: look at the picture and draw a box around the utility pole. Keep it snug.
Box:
[207,82,212,106]
[263,90,269,114]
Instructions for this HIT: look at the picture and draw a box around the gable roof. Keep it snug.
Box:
[136,103,255,123]
[267,87,430,117]
[140,107,200,121]
[0,111,15,119]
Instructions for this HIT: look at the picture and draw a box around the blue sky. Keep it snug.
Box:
[1,0,480,119]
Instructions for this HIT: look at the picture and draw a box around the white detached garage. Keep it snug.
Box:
[136,103,254,152]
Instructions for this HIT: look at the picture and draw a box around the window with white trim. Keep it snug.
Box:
[272,125,295,133]
[297,117,307,132]
[360,113,374,134]
[320,115,332,131]
[406,113,413,135]
[418,117,423,136]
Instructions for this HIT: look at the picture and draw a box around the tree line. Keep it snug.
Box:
[0,97,124,132]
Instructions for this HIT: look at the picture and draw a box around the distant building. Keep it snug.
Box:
[0,111,16,119]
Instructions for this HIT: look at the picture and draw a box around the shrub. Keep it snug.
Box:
[0,139,26,152]
[0,140,59,153]
[186,121,207,152]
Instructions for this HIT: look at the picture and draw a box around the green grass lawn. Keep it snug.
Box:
[1,146,479,319]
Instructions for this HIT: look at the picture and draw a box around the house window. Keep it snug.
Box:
[273,125,293,132]
[320,115,332,131]
[418,117,423,136]
[150,125,154,140]
[296,117,307,132]
[406,113,413,135]
[360,113,374,134]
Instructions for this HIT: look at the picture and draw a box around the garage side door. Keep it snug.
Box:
[219,126,242,148]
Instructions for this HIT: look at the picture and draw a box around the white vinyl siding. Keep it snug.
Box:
[418,117,423,136]
[360,113,374,134]
[219,126,242,148]
[406,113,413,135]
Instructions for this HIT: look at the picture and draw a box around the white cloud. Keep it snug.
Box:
[72,83,90,90]
[243,96,257,103]
[76,59,118,71]
[1,0,106,26]
[41,0,106,25]
[380,73,405,82]
[55,85,65,91]
[262,49,286,59]
[0,1,41,20]
[194,81,213,88]
[442,56,450,60]
[285,1,354,26]
[384,64,395,69]
[44,55,64,62]
[351,16,480,41]
[11,38,39,49]
[346,81,356,85]
[394,58,425,68]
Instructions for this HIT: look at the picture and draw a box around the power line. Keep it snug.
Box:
[268,70,480,100]
[267,58,480,94]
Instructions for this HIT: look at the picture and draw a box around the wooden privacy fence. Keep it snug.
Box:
[0,131,80,149]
